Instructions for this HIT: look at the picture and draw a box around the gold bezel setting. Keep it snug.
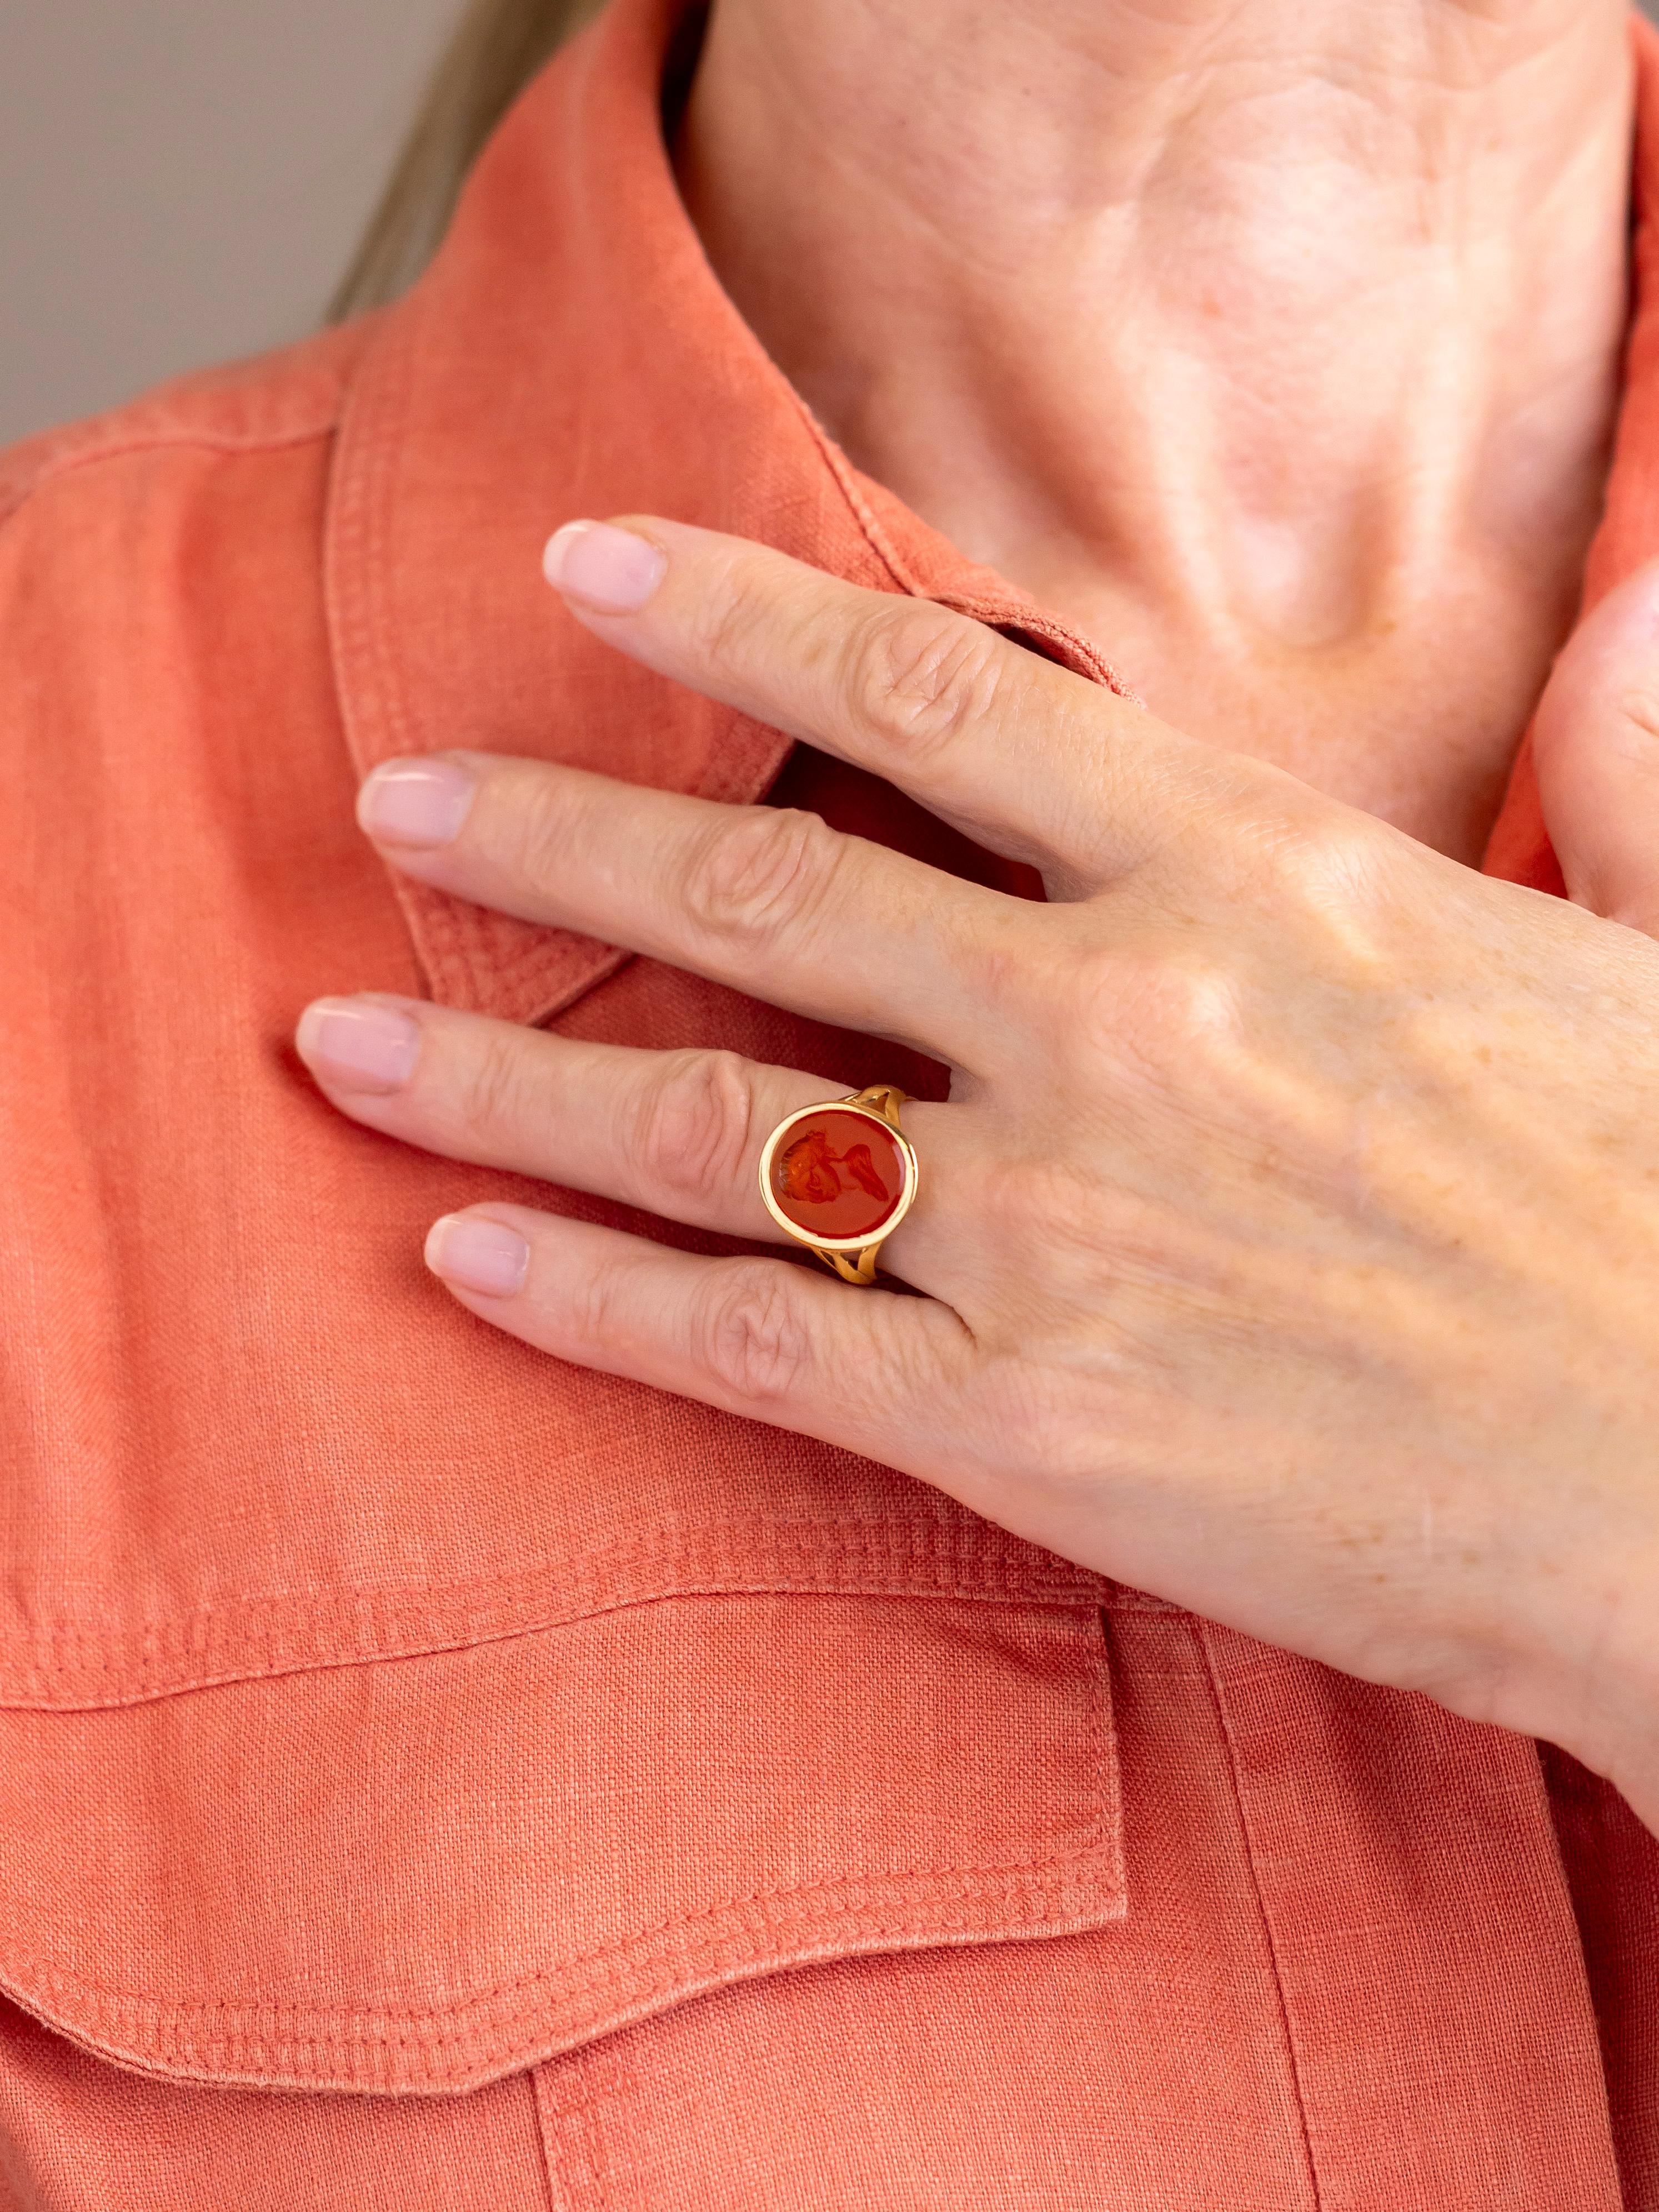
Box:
[756,1088,919,1280]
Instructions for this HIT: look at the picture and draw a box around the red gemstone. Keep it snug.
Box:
[770,1109,908,1241]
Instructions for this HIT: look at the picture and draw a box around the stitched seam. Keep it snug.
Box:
[536,2044,633,2212]
[323,287,468,1001]
[11,1854,1116,2044]
[1196,1619,1325,2212]
[5,1563,1103,1649]
[781,383,921,596]
[329,298,635,1018]
[1,1858,1128,2092]
[16,1897,1116,2071]
[0,423,343,536]
[12,1522,1098,1634]
[532,2068,572,2212]
[13,1768,1110,2025]
[3,1584,1160,1709]
[779,381,1140,702]
[1090,1604,1127,1900]
[4,1616,1114,2040]
[0,1528,1115,1707]
[931,590,1140,703]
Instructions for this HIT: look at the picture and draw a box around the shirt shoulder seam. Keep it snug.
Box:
[0,417,342,536]
[0,312,383,534]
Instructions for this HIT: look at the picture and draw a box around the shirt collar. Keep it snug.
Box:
[325,0,1127,1027]
[328,0,1659,1022]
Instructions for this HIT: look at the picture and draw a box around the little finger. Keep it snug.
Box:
[424,1205,975,1470]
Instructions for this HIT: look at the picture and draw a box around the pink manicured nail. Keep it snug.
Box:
[295,998,420,1094]
[425,1214,529,1298]
[357,757,478,848]
[543,520,666,612]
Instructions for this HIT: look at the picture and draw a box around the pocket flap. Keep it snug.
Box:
[0,1593,1121,2093]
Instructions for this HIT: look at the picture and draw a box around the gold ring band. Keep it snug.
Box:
[756,1084,919,1285]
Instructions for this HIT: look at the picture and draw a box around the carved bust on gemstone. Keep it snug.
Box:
[757,1094,919,1271]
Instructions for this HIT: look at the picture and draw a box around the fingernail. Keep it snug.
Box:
[357,757,478,848]
[295,998,420,1094]
[543,520,666,613]
[425,1214,529,1298]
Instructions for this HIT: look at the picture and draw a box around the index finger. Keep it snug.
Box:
[542,515,1236,887]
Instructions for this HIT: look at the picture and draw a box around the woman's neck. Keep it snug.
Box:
[678,0,1636,858]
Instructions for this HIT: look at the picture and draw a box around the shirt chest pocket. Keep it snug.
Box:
[0,1592,1122,2093]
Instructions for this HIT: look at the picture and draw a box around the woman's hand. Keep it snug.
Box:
[297,518,1659,1826]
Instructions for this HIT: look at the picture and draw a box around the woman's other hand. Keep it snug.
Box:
[1535,560,1659,934]
[298,520,1659,1828]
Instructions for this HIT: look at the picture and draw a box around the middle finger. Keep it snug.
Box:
[358,753,1031,1071]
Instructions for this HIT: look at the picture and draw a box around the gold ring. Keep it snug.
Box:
[757,1084,919,1285]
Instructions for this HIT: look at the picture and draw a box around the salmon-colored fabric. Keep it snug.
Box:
[1,0,1656,2201]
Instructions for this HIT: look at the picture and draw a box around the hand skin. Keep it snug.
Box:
[298,518,1659,1833]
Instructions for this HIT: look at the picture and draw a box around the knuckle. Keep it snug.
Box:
[1052,940,1244,1080]
[843,602,1009,761]
[630,1049,755,1208]
[688,557,773,678]
[502,764,579,892]
[458,1023,538,1149]
[682,805,838,947]
[1267,810,1388,913]
[564,1262,624,1357]
[1125,952,1243,1053]
[698,1260,815,1405]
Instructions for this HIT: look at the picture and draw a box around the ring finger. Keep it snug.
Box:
[294,992,960,1284]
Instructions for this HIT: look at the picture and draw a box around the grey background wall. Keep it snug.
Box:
[3,2,1658,451]
[0,0,459,448]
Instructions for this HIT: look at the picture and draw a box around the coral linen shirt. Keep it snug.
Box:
[2,0,1657,2203]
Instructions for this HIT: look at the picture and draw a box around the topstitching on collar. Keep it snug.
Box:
[322,0,1135,1027]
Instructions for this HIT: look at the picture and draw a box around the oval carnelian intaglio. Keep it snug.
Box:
[768,1108,909,1242]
